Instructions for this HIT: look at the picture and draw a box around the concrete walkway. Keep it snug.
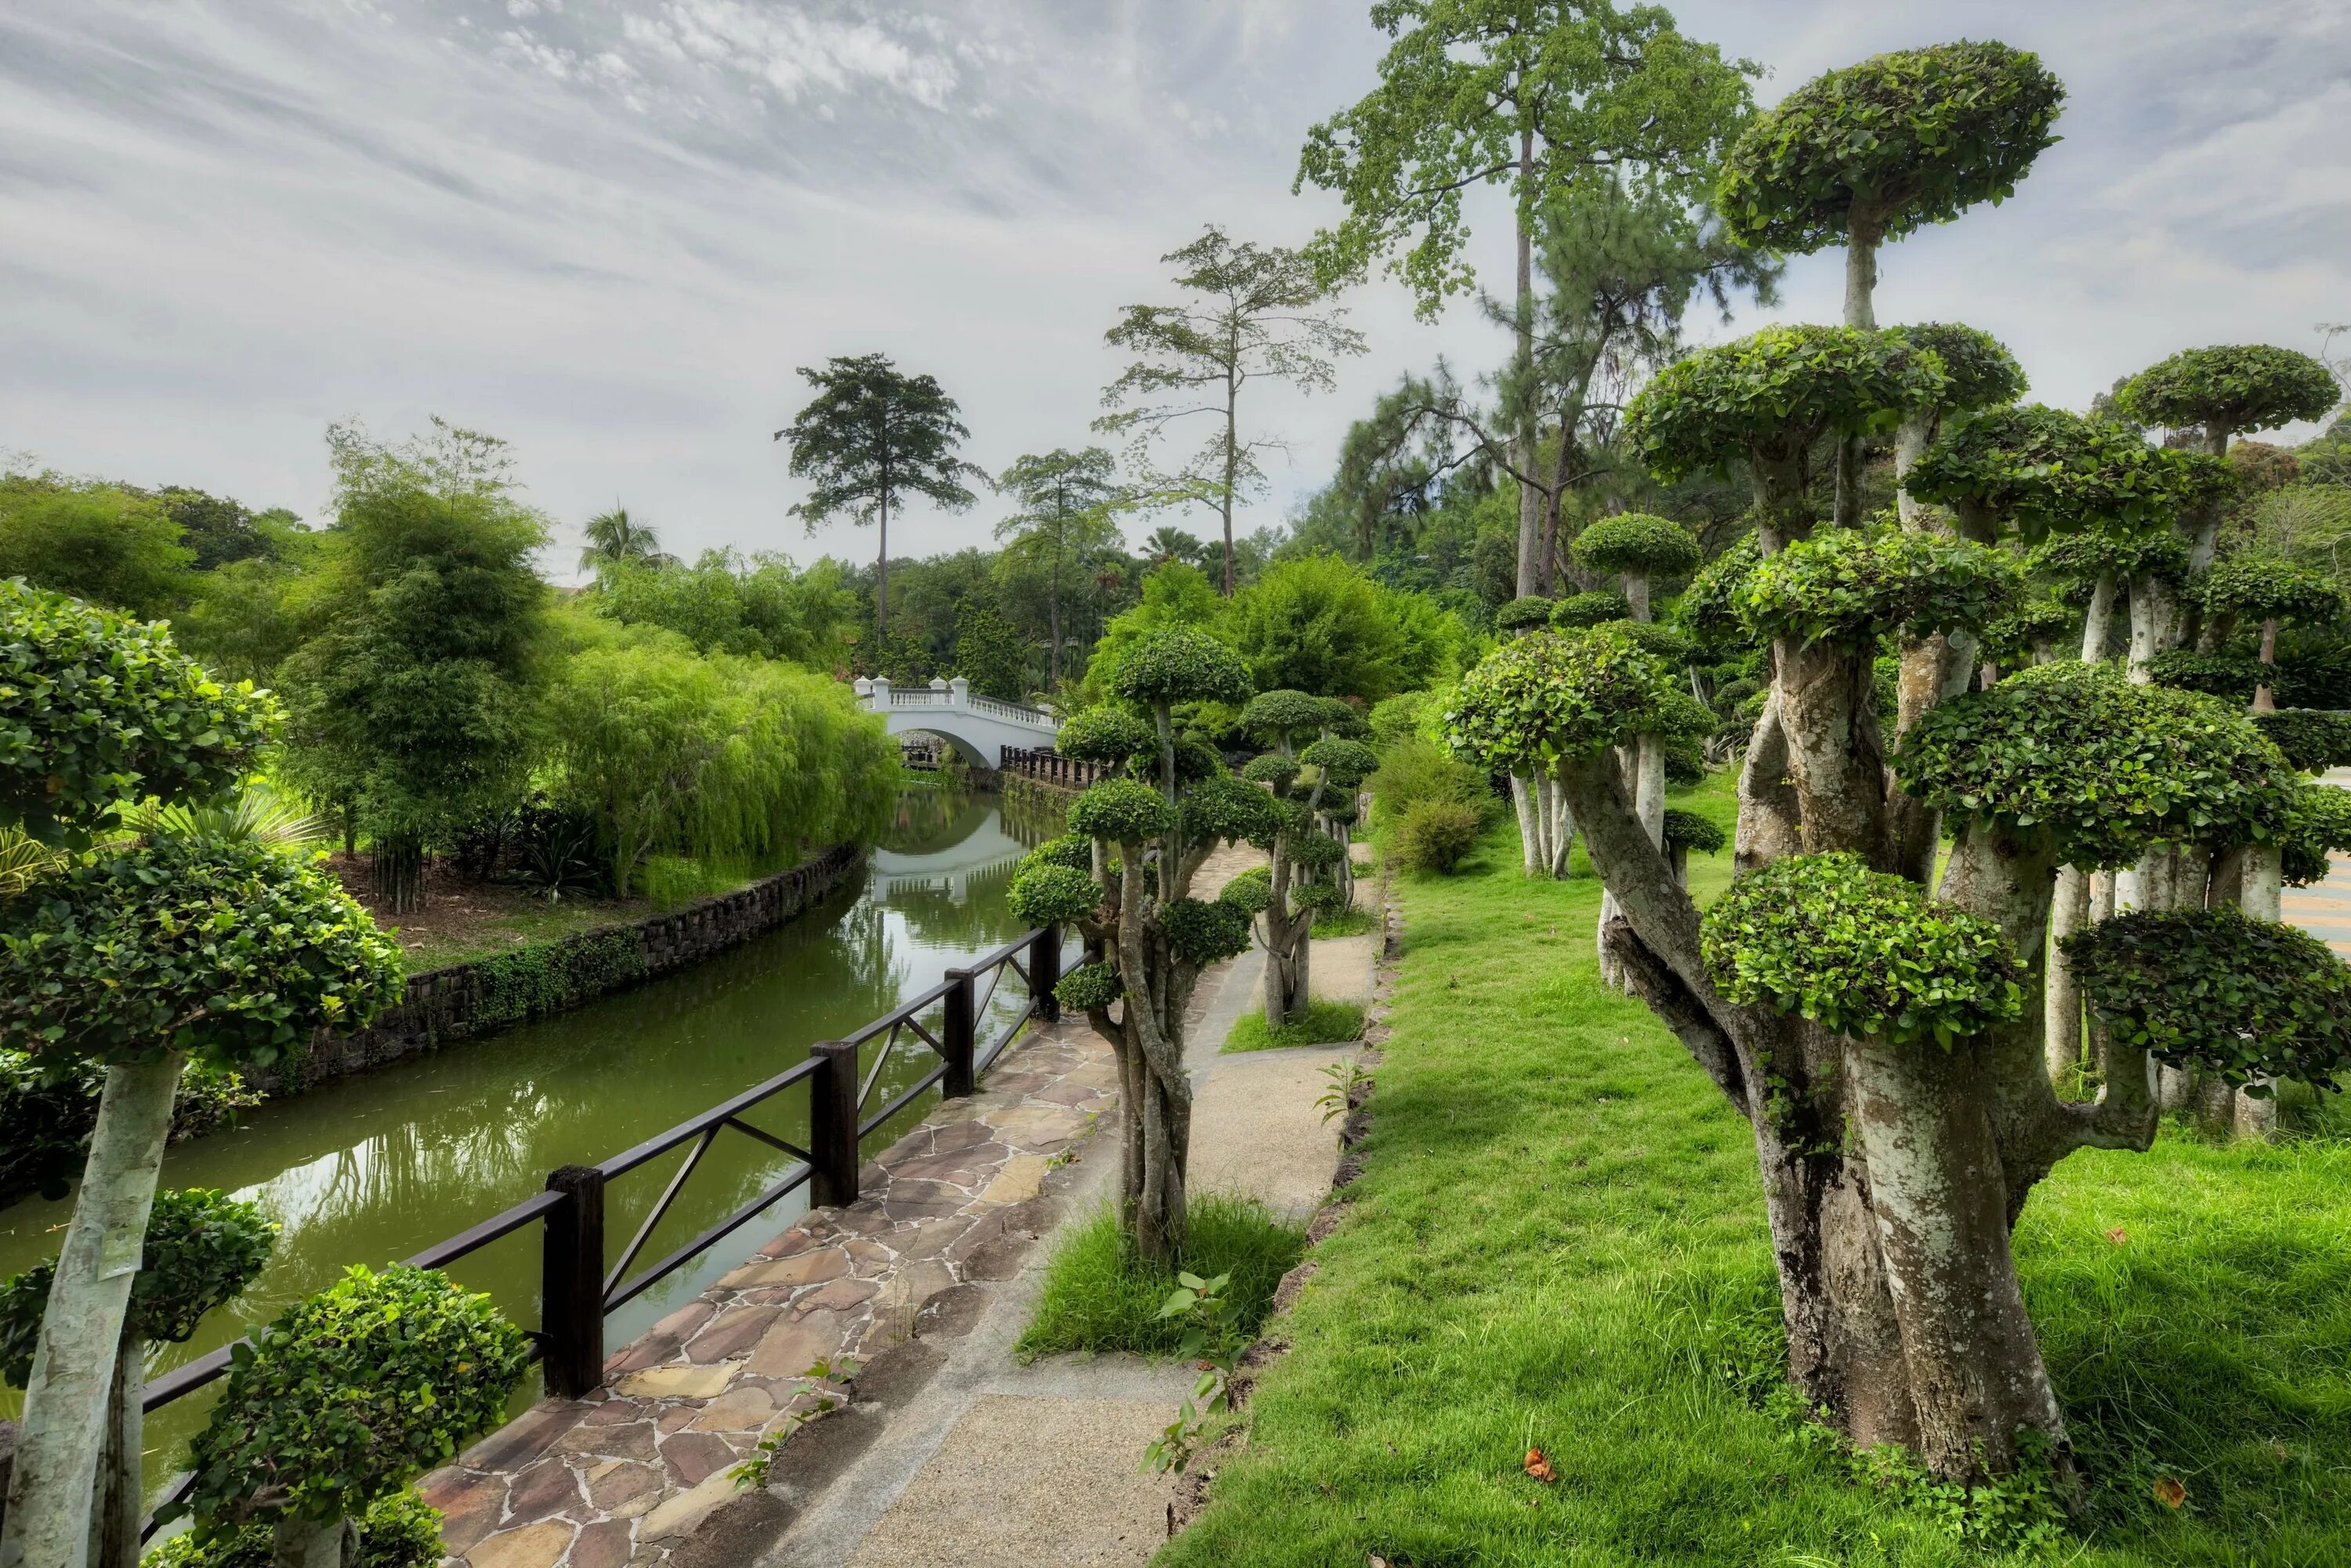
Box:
[757,850,1366,1568]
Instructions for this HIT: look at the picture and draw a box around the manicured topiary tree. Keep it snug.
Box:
[1492,596,1553,636]
[2197,558,2345,710]
[1549,590,1630,629]
[1236,690,1364,1029]
[1717,40,2063,520]
[1007,629,1272,1263]
[1883,324,2026,516]
[1570,514,1700,623]
[1491,599,1569,875]
[0,585,403,1568]
[175,1264,530,1568]
[1,1189,274,1568]
[1660,808,1724,888]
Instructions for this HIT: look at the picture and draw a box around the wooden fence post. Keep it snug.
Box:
[542,1164,607,1399]
[1031,924,1062,1022]
[942,969,976,1098]
[810,1040,861,1208]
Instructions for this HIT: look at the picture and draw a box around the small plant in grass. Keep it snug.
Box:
[1308,904,1378,939]
[1315,1058,1371,1132]
[1141,1272,1243,1476]
[1017,1197,1305,1362]
[1221,1001,1366,1054]
[1393,798,1482,873]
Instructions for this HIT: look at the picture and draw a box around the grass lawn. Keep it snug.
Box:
[1165,770,2351,1566]
[1019,1195,1306,1359]
[1223,1000,1367,1053]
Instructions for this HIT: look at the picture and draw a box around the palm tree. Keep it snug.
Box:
[578,505,668,574]
[1143,524,1208,569]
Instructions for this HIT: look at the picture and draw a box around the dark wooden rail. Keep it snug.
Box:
[1000,745,1108,790]
[135,922,1069,1537]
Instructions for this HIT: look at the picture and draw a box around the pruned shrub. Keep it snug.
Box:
[1393,798,1483,875]
[1365,736,1494,829]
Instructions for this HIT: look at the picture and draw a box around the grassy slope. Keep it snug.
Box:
[1164,772,2351,1567]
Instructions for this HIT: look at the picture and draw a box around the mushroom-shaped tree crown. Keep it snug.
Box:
[1627,325,1948,479]
[1552,590,1632,628]
[1216,864,1274,914]
[1906,406,2230,541]
[1109,626,1252,708]
[1240,688,1328,744]
[1055,961,1126,1013]
[1735,523,2022,650]
[1979,596,2074,665]
[1067,778,1176,843]
[1715,40,2065,252]
[1895,323,2027,414]
[1893,661,2296,867]
[1288,831,1347,871]
[1007,862,1103,927]
[1572,514,1704,580]
[2253,710,2351,777]
[1700,853,2025,1048]
[1599,618,1701,665]
[1241,752,1301,791]
[1300,736,1380,790]
[2149,650,2263,702]
[1494,596,1556,633]
[1019,834,1095,875]
[2115,345,2340,439]
[1678,536,1762,642]
[1056,707,1157,766]
[1161,896,1252,969]
[2028,528,2190,592]
[2197,558,2346,627]
[1440,626,1691,773]
[1182,772,1284,847]
[2281,781,2351,885]
[1662,808,1728,856]
[2063,907,2351,1091]
[1319,697,1372,738]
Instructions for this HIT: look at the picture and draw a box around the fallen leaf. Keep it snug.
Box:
[1369,1557,1390,1568]
[1524,1447,1557,1483]
[2153,1476,2186,1508]
[2107,1226,2130,1245]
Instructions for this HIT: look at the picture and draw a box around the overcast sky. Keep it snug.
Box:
[4,1,2346,580]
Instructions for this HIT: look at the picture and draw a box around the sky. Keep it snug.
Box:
[2,0,2346,581]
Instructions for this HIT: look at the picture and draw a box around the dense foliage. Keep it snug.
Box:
[1734,524,2020,649]
[2114,345,2342,439]
[589,550,855,668]
[1570,513,1701,579]
[1701,853,2025,1048]
[179,1265,531,1530]
[1441,627,1700,773]
[1626,325,1946,482]
[1903,405,2230,541]
[2065,908,2351,1092]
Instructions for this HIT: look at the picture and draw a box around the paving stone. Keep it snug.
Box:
[585,1460,664,1513]
[429,1472,509,1553]
[614,1363,735,1400]
[460,1406,574,1472]
[683,1305,779,1363]
[659,1428,739,1489]
[557,1420,658,1462]
[502,1456,584,1526]
[747,1308,846,1377]
[799,1276,879,1313]
[569,1519,636,1568]
[647,1301,715,1343]
[978,1154,1048,1207]
[467,1520,575,1568]
[686,1383,777,1433]
[643,1469,737,1537]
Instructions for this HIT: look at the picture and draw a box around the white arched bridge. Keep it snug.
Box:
[852,675,1063,769]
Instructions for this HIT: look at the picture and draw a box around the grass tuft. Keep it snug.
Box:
[1018,1195,1306,1359]
[1221,1001,1366,1053]
[1310,905,1380,939]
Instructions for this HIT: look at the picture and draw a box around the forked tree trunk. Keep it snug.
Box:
[2,1056,184,1568]
[1510,774,1541,875]
[2045,867,2091,1088]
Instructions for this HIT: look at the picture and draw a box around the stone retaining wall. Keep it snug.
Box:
[254,844,867,1096]
[998,775,1079,814]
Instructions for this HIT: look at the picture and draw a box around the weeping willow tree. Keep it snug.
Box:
[545,622,899,893]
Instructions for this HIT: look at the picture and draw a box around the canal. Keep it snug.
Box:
[0,787,1063,1502]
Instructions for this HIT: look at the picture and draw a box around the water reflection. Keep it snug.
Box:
[0,788,1062,1501]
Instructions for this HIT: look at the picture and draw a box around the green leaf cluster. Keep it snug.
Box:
[2251,710,2351,777]
[1661,808,1727,856]
[2197,558,2345,627]
[1893,662,2295,867]
[1054,961,1126,1014]
[2149,649,2262,701]
[1068,779,1176,845]
[1019,834,1094,875]
[1,1187,274,1385]
[1299,737,1378,790]
[146,1488,444,1568]
[1241,754,1301,790]
[1893,324,2027,414]
[1715,41,2065,252]
[2281,782,2351,886]
[1440,626,1691,773]
[179,1264,531,1527]
[1006,864,1103,929]
[1056,708,1157,766]
[1493,596,1555,632]
[1238,690,1329,746]
[1675,536,1762,643]
[1700,853,2024,1048]
[1110,626,1252,710]
[1216,865,1274,914]
[1550,591,1631,629]
[0,835,404,1072]
[1906,406,2230,541]
[1161,896,1251,970]
[0,579,277,841]
[2027,527,2188,592]
[1570,514,1702,579]
[1626,325,1947,480]
[1181,773,1284,848]
[1735,524,2021,648]
[2063,907,2351,1090]
[1599,618,1699,664]
[2115,345,2341,438]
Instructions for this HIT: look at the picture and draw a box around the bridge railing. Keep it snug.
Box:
[852,676,1060,733]
[1001,746,1110,790]
[132,921,1071,1539]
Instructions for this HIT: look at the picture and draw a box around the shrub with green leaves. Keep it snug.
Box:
[1893,662,2295,867]
[1392,798,1483,875]
[1678,536,1762,647]
[1054,961,1126,1015]
[1160,896,1252,969]
[178,1265,531,1532]
[1365,735,1494,829]
[1020,833,1094,875]
[0,836,404,1076]
[1736,523,2022,649]
[2149,649,2262,701]
[1661,808,1727,856]
[1,1188,274,1387]
[1006,863,1103,929]
[1067,778,1175,844]
[1571,514,1702,581]
[2280,783,2351,886]
[1108,625,1251,708]
[2197,557,2344,630]
[2253,709,2351,776]
[1550,591,1631,629]
[1893,323,2027,413]
[1601,619,1700,664]
[143,1489,444,1568]
[1701,853,2025,1048]
[1906,405,2230,541]
[1299,737,1378,791]
[1056,707,1158,767]
[1241,753,1301,790]
[2064,907,2351,1090]
[0,579,277,842]
[1237,689,1329,751]
[1493,596,1554,633]
[1442,627,1694,776]
[1716,41,2064,254]
[2115,345,2341,440]
[2028,527,2189,595]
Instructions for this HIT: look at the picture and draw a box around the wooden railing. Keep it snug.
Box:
[134,922,1069,1538]
[1000,746,1109,790]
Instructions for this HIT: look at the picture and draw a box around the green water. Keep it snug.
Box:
[0,788,1063,1501]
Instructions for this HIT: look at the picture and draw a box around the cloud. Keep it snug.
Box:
[0,0,2344,581]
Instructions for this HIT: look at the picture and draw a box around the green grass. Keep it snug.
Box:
[1164,768,2351,1566]
[1222,1000,1367,1053]
[1311,905,1382,940]
[393,896,643,972]
[1019,1195,1307,1359]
